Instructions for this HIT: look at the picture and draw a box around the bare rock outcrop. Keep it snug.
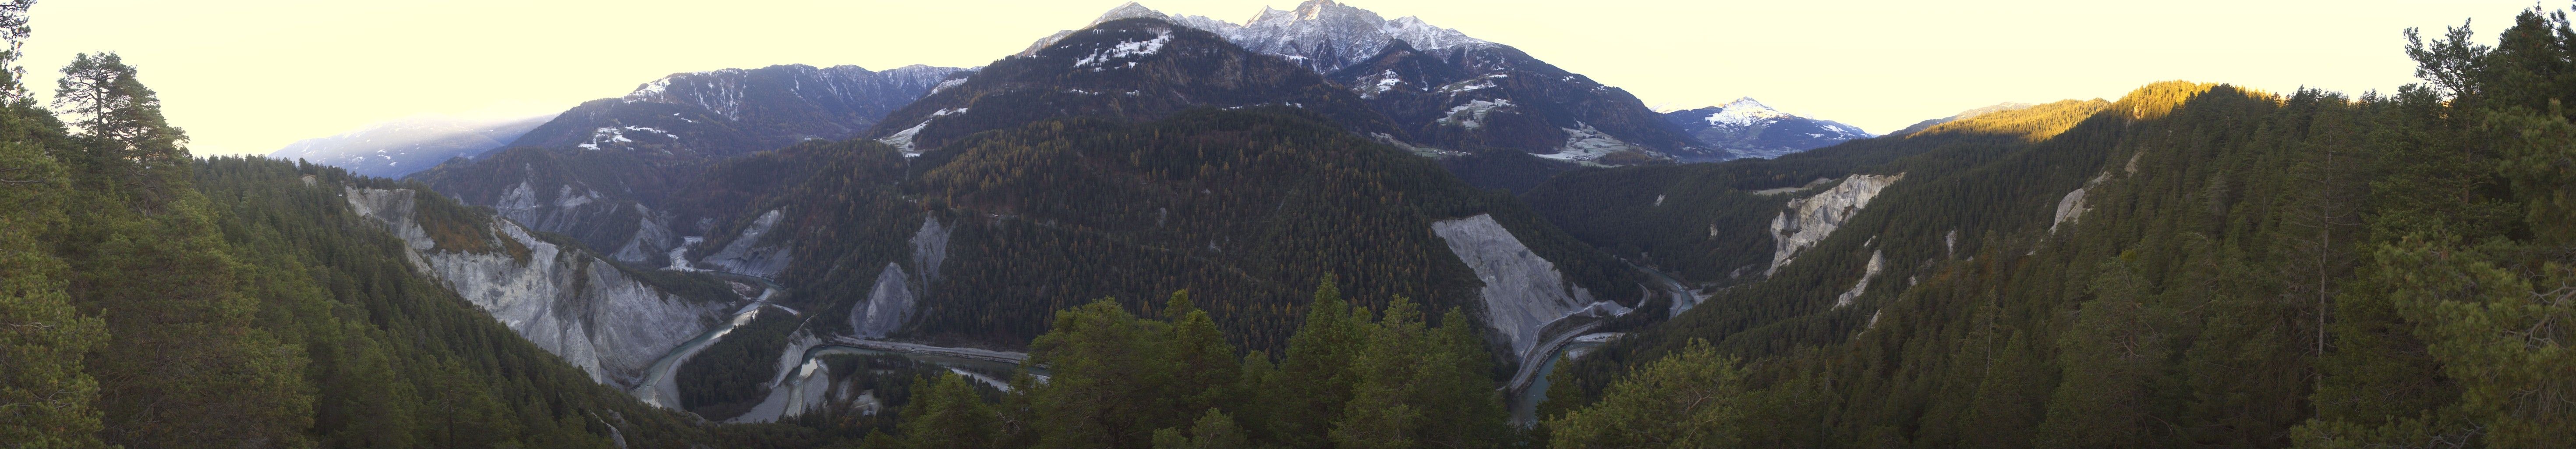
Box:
[1768,173,1903,275]
[1431,214,1630,363]
[344,187,727,388]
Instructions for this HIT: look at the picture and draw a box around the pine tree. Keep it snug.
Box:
[1027,299,1173,449]
[1150,409,1251,449]
[1265,275,1365,448]
[1331,297,1428,449]
[1161,290,1241,416]
[0,105,110,447]
[50,52,186,207]
[1546,339,1750,449]
[898,373,999,449]
[2034,260,2168,449]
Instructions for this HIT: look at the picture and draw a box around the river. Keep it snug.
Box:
[1508,332,1618,425]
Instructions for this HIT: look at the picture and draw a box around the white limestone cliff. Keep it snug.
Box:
[1430,214,1630,363]
[849,217,955,338]
[2051,172,2111,234]
[1769,174,1904,275]
[702,209,794,278]
[343,187,728,388]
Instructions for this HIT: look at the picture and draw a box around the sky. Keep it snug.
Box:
[16,0,2539,156]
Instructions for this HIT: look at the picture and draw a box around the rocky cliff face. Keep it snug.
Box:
[1431,214,1631,363]
[847,217,953,338]
[2050,172,2109,234]
[1833,250,1885,308]
[343,187,729,388]
[701,209,794,279]
[1769,173,1904,275]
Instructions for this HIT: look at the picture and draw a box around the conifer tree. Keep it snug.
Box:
[1265,275,1365,448]
[1150,409,1251,449]
[899,373,1000,449]
[1161,290,1242,416]
[1546,340,1750,449]
[0,99,109,449]
[51,52,186,206]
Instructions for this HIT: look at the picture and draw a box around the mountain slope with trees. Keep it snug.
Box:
[1537,7,2576,447]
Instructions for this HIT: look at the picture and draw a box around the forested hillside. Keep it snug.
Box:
[14,2,2576,449]
[1538,7,2576,447]
[0,32,733,446]
[683,107,1645,353]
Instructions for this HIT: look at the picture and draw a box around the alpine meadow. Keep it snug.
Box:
[4,1,2573,448]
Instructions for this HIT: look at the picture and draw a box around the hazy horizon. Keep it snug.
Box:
[19,0,2532,156]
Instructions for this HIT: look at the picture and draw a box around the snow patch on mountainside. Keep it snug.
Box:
[1536,123,1653,164]
[576,126,676,151]
[1437,99,1512,129]
[1026,1,1491,75]
[1074,28,1175,70]
[878,108,967,156]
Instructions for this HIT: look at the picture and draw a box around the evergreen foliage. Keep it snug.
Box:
[1539,5,2576,448]
[867,278,1513,449]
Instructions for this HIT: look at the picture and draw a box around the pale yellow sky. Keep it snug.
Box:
[17,0,2532,156]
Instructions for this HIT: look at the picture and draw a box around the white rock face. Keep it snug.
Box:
[1430,214,1628,362]
[2051,173,2109,234]
[849,217,955,338]
[1834,250,1885,308]
[343,187,727,388]
[610,207,677,264]
[852,264,916,338]
[1768,173,1904,275]
[702,210,794,278]
[726,330,826,424]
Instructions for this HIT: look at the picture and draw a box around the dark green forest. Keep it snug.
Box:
[679,107,1644,353]
[0,20,725,447]
[1532,7,2576,448]
[9,2,2576,449]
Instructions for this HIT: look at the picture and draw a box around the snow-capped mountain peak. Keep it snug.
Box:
[1025,1,1489,75]
[1664,98,1872,160]
[1703,97,1796,128]
[1098,2,1164,23]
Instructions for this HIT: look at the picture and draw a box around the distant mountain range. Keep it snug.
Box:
[1035,1,1723,162]
[403,63,970,261]
[266,114,552,178]
[512,64,970,159]
[256,0,1932,400]
[1661,97,1871,160]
